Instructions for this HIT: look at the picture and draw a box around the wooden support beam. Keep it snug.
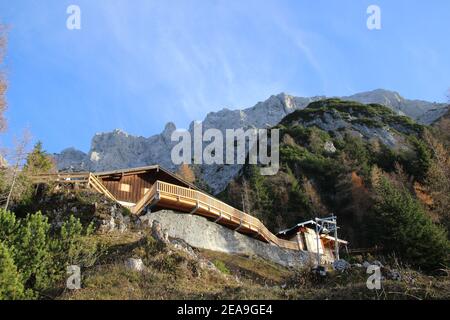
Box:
[234,219,243,232]
[214,212,223,223]
[190,201,199,215]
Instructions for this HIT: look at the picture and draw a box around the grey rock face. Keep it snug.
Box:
[53,148,90,172]
[141,210,313,267]
[88,127,178,172]
[343,89,447,122]
[54,89,449,193]
[151,220,170,244]
[98,204,133,233]
[288,108,410,149]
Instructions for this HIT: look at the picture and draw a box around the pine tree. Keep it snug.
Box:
[51,215,97,277]
[409,137,432,182]
[0,209,19,246]
[0,241,25,300]
[373,177,449,270]
[0,210,97,298]
[23,141,55,175]
[14,211,53,291]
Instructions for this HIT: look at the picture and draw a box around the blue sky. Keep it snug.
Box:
[0,0,449,153]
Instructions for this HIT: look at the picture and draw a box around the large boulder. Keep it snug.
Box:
[125,258,145,272]
[333,259,351,272]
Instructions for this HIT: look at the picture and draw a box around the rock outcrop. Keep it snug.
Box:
[139,210,313,267]
[280,99,423,149]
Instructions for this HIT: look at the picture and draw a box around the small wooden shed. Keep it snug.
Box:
[277,221,348,264]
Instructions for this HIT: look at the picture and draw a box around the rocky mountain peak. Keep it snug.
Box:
[162,122,177,142]
[163,122,176,134]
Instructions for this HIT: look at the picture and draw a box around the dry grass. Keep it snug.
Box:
[199,249,291,286]
[58,230,450,300]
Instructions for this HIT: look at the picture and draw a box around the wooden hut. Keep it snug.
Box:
[277,220,348,264]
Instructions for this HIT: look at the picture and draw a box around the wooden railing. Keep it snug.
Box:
[150,180,300,251]
[32,172,118,203]
[32,172,90,183]
[87,173,118,203]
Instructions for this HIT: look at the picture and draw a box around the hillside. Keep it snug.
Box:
[2,189,449,300]
[61,228,450,300]
[218,99,450,264]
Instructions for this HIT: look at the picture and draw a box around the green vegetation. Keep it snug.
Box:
[372,177,449,270]
[212,260,230,275]
[0,209,98,299]
[220,99,450,271]
[0,241,26,300]
[0,141,56,210]
[281,99,396,125]
[280,99,423,136]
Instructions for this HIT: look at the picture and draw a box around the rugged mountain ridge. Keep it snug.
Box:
[54,89,448,194]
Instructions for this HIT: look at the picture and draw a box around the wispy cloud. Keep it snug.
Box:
[2,0,449,153]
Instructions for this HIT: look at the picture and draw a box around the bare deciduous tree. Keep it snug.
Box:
[1,130,31,210]
[177,164,195,184]
[423,129,450,231]
[0,24,7,132]
[302,177,328,217]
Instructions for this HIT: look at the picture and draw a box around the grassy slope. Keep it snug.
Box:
[59,231,450,300]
